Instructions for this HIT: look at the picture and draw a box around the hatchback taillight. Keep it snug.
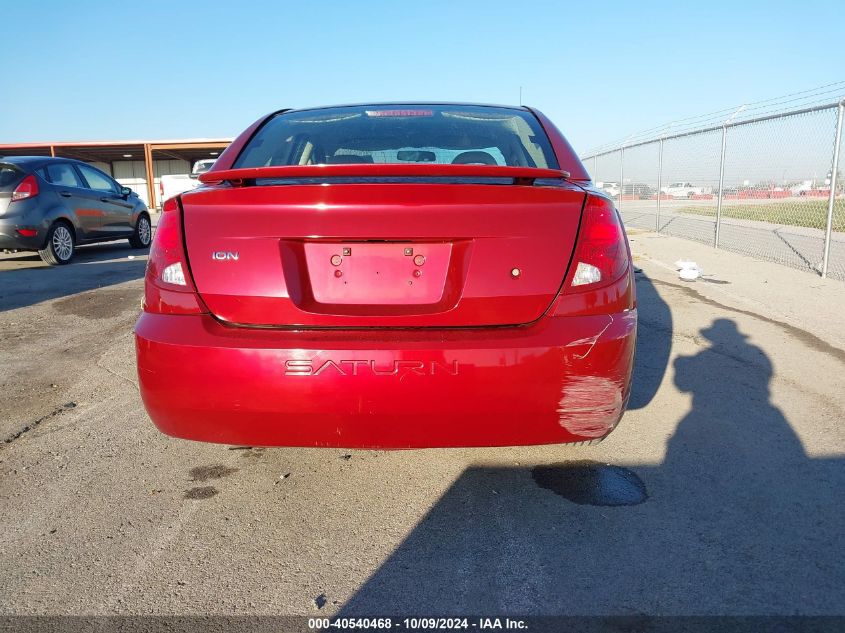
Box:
[144,197,207,314]
[564,195,629,292]
[11,175,39,202]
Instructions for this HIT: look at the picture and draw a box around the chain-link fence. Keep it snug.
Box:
[582,101,845,281]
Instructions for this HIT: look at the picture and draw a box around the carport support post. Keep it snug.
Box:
[656,138,663,232]
[715,125,727,249]
[143,144,155,211]
[822,101,844,279]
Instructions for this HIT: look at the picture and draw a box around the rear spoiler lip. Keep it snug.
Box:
[198,164,570,185]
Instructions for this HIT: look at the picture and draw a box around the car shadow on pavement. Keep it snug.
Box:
[0,242,146,312]
[338,282,844,618]
[628,271,672,410]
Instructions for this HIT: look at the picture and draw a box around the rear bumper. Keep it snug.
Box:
[135,310,637,448]
[0,218,45,250]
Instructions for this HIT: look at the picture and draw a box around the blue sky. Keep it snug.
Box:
[1,0,842,153]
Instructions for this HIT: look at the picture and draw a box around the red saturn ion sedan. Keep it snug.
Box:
[135,104,636,448]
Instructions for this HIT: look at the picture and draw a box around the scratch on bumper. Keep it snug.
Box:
[557,311,636,437]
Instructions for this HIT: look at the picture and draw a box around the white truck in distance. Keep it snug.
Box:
[661,181,704,198]
[789,180,814,196]
[595,181,620,197]
[158,159,216,208]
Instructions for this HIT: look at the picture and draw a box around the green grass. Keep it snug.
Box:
[676,199,845,232]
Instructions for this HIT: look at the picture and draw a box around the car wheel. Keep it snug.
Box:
[38,222,75,265]
[129,214,152,249]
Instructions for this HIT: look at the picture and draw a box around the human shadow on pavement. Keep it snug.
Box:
[338,312,845,620]
[0,242,146,312]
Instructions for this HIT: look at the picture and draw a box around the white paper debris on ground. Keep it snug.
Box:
[679,267,701,281]
[675,260,702,281]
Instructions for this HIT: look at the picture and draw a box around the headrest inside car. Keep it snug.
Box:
[451,151,498,165]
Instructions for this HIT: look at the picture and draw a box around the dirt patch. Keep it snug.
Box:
[189,465,239,482]
[237,447,266,461]
[184,486,219,500]
[53,288,138,320]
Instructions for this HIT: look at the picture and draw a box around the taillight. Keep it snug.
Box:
[11,175,39,202]
[148,198,193,290]
[144,197,207,314]
[553,194,633,317]
[564,195,628,292]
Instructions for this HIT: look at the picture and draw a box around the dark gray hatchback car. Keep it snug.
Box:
[0,156,151,264]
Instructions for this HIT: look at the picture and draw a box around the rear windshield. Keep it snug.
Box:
[233,105,559,170]
[0,163,24,190]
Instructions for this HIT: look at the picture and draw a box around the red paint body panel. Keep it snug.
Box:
[136,103,637,448]
[181,182,586,327]
[136,309,636,448]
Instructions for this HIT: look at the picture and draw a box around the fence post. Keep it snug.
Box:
[715,125,727,248]
[822,100,844,278]
[656,138,663,232]
[619,147,624,210]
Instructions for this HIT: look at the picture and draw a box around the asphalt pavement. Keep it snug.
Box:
[0,229,843,625]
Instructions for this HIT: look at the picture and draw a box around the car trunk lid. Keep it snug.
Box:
[182,168,585,328]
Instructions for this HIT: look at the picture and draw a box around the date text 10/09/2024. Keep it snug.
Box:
[308,617,528,630]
